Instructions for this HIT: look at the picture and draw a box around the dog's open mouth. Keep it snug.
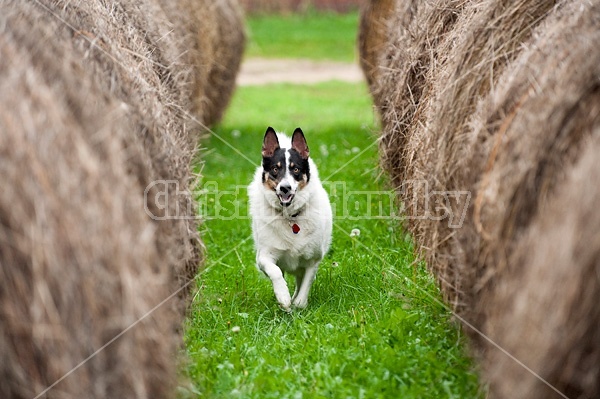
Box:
[277,192,295,206]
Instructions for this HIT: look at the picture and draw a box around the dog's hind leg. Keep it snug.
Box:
[291,269,306,303]
[257,255,291,311]
[292,262,319,309]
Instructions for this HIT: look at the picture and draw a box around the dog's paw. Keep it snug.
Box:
[280,304,293,313]
[292,297,308,309]
[272,279,291,310]
[278,299,292,312]
[275,292,292,311]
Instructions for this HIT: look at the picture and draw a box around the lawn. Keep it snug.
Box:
[181,11,482,399]
[245,11,360,62]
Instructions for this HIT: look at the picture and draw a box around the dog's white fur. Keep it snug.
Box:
[248,133,332,310]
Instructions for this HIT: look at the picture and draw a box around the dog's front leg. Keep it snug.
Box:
[292,262,319,309]
[257,255,291,311]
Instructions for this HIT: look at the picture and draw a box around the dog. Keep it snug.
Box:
[248,127,332,310]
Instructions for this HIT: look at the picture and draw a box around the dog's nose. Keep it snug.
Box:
[279,183,291,194]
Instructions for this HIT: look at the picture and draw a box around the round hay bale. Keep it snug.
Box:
[361,0,600,397]
[468,3,600,397]
[401,0,557,318]
[364,0,558,314]
[485,135,600,399]
[197,0,246,127]
[358,0,396,89]
[362,0,467,186]
[0,0,244,398]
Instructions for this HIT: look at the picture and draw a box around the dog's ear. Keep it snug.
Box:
[262,127,280,157]
[291,128,309,159]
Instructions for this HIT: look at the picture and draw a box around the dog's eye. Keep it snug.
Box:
[293,167,299,174]
[271,166,278,175]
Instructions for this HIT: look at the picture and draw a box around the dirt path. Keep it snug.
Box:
[237,58,364,86]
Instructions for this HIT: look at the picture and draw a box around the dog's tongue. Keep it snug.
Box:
[280,192,293,202]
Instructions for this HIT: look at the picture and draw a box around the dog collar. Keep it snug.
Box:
[287,210,302,234]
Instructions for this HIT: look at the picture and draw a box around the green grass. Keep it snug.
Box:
[181,11,481,399]
[182,82,482,398]
[245,12,360,62]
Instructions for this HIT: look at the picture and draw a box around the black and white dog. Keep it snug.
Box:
[248,127,332,310]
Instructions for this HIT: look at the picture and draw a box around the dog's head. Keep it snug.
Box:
[261,126,310,207]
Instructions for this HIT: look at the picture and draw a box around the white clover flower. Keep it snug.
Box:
[350,228,360,237]
[231,326,241,333]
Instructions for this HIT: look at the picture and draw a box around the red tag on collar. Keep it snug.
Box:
[291,223,300,234]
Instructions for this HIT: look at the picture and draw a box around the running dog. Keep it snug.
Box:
[248,127,332,310]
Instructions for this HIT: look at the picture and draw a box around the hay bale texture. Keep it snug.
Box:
[360,0,600,398]
[357,0,395,88]
[0,0,244,398]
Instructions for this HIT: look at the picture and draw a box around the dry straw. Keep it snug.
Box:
[361,0,600,397]
[0,0,244,398]
[358,0,395,88]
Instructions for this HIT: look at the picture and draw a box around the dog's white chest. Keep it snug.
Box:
[255,215,326,266]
